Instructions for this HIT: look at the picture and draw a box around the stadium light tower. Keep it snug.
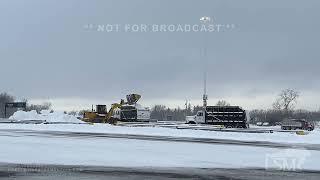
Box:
[200,16,211,108]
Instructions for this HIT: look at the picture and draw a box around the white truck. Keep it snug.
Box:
[113,104,150,122]
[281,119,314,131]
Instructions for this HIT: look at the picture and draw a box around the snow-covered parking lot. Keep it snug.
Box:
[0,123,320,145]
[1,110,320,171]
[0,127,320,171]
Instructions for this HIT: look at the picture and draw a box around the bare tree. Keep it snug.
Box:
[216,100,230,106]
[150,105,168,120]
[273,89,299,115]
[26,102,52,113]
[272,100,282,110]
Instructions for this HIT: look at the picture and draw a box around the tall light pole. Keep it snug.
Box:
[200,16,211,109]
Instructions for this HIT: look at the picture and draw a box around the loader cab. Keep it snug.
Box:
[113,108,121,119]
[195,110,206,124]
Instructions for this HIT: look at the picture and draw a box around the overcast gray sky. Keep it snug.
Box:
[0,0,319,111]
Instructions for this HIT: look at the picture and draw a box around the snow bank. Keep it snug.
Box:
[9,110,43,120]
[9,110,84,124]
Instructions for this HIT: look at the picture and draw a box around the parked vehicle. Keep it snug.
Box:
[186,106,248,128]
[256,122,263,126]
[281,119,314,131]
[113,105,150,122]
[82,94,150,123]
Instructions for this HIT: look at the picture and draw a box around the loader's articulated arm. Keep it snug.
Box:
[84,93,141,124]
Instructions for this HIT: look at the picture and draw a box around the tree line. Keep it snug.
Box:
[249,89,320,124]
[151,89,320,123]
[150,100,230,121]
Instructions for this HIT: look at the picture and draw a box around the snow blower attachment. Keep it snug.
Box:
[82,94,145,124]
[126,94,141,105]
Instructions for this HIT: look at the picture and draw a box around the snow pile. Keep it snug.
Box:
[9,110,43,120]
[9,110,84,124]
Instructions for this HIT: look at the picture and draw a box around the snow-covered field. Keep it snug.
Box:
[0,131,319,170]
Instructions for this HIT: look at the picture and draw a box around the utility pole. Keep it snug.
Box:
[203,72,208,108]
[200,16,211,109]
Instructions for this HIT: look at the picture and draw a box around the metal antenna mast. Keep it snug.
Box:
[200,16,210,108]
[203,69,207,107]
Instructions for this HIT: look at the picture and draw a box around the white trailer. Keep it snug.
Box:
[113,105,150,122]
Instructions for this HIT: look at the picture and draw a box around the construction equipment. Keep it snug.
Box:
[82,94,143,124]
[82,104,108,123]
[113,105,150,122]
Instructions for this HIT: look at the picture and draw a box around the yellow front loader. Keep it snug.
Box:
[82,94,141,124]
